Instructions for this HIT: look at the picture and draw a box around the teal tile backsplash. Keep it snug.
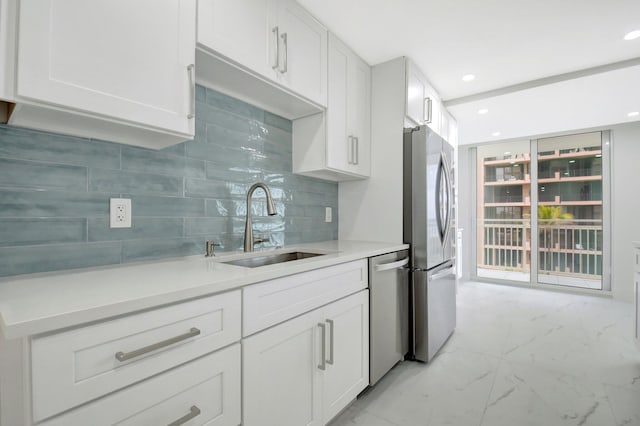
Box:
[0,86,338,277]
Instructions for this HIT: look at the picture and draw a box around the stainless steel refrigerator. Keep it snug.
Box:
[403,125,456,363]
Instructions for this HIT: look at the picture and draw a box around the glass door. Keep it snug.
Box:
[535,132,607,290]
[473,132,610,291]
[475,141,531,283]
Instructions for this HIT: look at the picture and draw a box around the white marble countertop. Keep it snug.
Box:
[0,240,408,339]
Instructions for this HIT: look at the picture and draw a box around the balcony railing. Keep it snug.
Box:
[539,168,598,179]
[478,218,603,279]
[486,195,524,203]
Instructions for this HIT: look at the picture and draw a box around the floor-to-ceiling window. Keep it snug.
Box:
[474,132,610,291]
[476,141,531,283]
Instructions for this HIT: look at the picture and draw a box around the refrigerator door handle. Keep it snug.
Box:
[374,257,409,272]
[435,156,446,241]
[429,266,455,281]
[441,151,453,246]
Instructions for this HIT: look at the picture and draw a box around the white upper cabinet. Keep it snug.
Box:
[196,0,272,79]
[273,0,327,107]
[293,33,370,181]
[196,0,327,116]
[325,34,371,177]
[348,52,372,177]
[10,0,196,148]
[0,0,15,103]
[405,59,442,137]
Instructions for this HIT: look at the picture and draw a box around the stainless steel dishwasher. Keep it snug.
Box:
[369,249,410,385]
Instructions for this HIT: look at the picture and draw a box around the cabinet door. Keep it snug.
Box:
[276,0,327,106]
[406,60,442,135]
[349,54,371,177]
[322,290,369,423]
[406,62,426,126]
[197,0,272,79]
[243,308,324,426]
[16,0,195,136]
[326,33,349,172]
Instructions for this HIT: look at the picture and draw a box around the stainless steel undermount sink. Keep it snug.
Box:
[221,251,325,268]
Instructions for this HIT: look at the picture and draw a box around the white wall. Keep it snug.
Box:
[610,121,640,302]
[457,120,640,302]
[457,146,474,282]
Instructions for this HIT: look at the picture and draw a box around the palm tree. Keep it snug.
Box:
[538,206,573,273]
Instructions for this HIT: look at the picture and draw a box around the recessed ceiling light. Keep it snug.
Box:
[492,131,501,137]
[462,74,475,82]
[628,111,639,117]
[624,30,640,41]
[478,108,489,115]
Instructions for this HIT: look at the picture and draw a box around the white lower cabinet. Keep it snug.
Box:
[243,306,324,426]
[0,259,373,426]
[321,291,370,421]
[31,291,241,421]
[42,344,241,426]
[0,290,242,426]
[243,290,369,426]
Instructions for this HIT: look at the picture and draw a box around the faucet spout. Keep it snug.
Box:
[244,182,277,252]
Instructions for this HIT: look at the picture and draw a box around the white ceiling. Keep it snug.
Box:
[297,0,640,144]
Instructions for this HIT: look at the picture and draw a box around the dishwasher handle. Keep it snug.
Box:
[374,257,409,272]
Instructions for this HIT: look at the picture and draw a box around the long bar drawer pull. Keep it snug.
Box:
[326,319,334,365]
[115,327,201,362]
[167,405,201,426]
[318,322,326,371]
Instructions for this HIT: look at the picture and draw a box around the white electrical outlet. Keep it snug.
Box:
[110,198,132,228]
[325,207,332,223]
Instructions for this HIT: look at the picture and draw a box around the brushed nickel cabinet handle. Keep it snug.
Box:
[281,32,288,73]
[115,327,201,362]
[318,322,326,370]
[424,97,432,124]
[355,137,359,165]
[187,64,195,119]
[347,136,354,165]
[167,405,201,426]
[326,319,334,365]
[271,26,280,70]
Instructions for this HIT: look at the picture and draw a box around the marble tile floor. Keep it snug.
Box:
[330,281,640,426]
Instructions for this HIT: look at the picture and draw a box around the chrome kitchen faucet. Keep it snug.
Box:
[244,182,277,252]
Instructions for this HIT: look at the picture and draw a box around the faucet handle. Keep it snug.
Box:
[253,236,270,247]
[205,240,221,257]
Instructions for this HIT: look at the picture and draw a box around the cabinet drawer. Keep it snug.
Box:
[32,290,241,422]
[42,343,241,426]
[243,259,367,336]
